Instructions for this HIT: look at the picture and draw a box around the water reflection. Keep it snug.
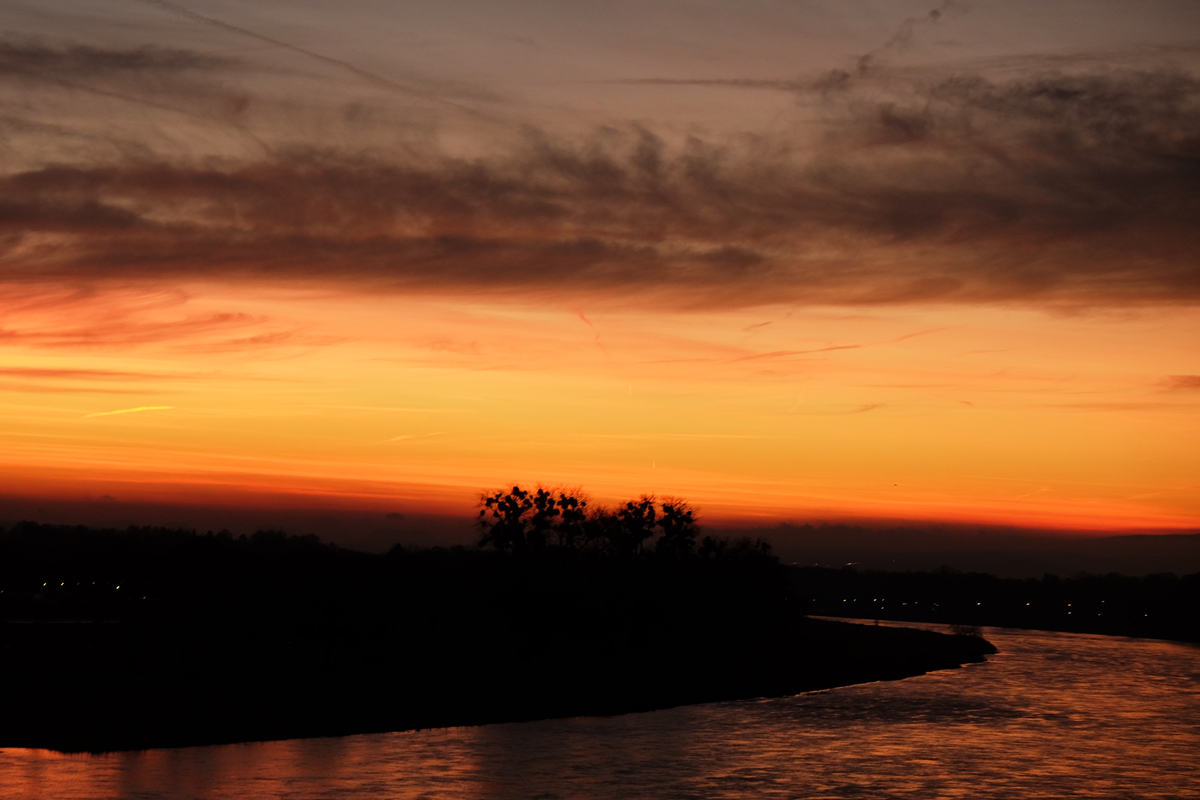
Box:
[2,625,1197,799]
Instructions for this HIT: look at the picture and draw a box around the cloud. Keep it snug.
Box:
[732,345,860,362]
[136,0,473,111]
[0,36,1198,310]
[0,284,321,356]
[0,366,164,380]
[384,432,444,442]
[0,366,204,393]
[0,40,233,77]
[1164,375,1200,391]
[84,405,175,418]
[0,310,264,349]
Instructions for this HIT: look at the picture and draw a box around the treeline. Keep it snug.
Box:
[0,514,998,751]
[0,491,778,625]
[0,515,795,747]
[0,521,366,622]
[476,486,772,560]
[799,566,1200,642]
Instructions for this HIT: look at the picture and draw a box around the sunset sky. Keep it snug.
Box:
[2,0,1198,539]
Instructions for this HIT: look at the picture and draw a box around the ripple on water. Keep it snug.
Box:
[0,625,1197,799]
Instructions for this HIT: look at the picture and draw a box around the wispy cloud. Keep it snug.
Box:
[0,366,165,380]
[136,0,479,112]
[732,346,860,362]
[1163,375,1200,391]
[0,31,1197,310]
[0,40,234,77]
[574,433,767,440]
[312,405,464,413]
[84,405,175,418]
[383,432,445,442]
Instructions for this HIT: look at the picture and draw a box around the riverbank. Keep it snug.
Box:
[795,566,1200,643]
[0,523,993,752]
[0,616,993,753]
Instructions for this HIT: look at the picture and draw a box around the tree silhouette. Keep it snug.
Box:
[478,487,702,559]
[479,487,582,554]
[655,499,697,557]
[612,496,657,556]
[478,486,536,555]
[553,492,588,549]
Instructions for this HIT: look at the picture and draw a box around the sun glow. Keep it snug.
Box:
[1,282,1196,531]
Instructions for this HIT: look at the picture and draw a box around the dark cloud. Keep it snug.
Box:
[0,40,234,77]
[1,57,1198,308]
[1164,375,1200,391]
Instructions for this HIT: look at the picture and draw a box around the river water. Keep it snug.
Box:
[2,623,1198,799]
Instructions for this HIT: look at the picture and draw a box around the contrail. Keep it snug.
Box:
[85,405,175,418]
[384,432,444,442]
[135,0,484,115]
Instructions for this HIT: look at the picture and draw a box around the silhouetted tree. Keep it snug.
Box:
[612,496,657,556]
[478,486,537,555]
[698,535,728,559]
[553,492,589,549]
[655,498,698,558]
[527,488,560,550]
[478,487,704,560]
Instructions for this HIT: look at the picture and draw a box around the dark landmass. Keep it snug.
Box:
[0,522,993,753]
[799,566,1200,643]
[754,523,1200,579]
[7,492,1198,578]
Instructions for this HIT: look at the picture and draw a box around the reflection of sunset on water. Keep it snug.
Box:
[1,0,1198,795]
[2,627,1197,799]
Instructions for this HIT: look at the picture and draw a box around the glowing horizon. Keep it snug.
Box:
[1,1,1198,535]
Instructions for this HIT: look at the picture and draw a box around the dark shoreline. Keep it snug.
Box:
[795,566,1200,643]
[1,522,994,753]
[0,616,994,754]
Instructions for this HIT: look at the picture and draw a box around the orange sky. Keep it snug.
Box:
[1,1,1198,535]
[3,283,1197,532]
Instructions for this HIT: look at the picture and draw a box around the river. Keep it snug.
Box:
[2,623,1197,799]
